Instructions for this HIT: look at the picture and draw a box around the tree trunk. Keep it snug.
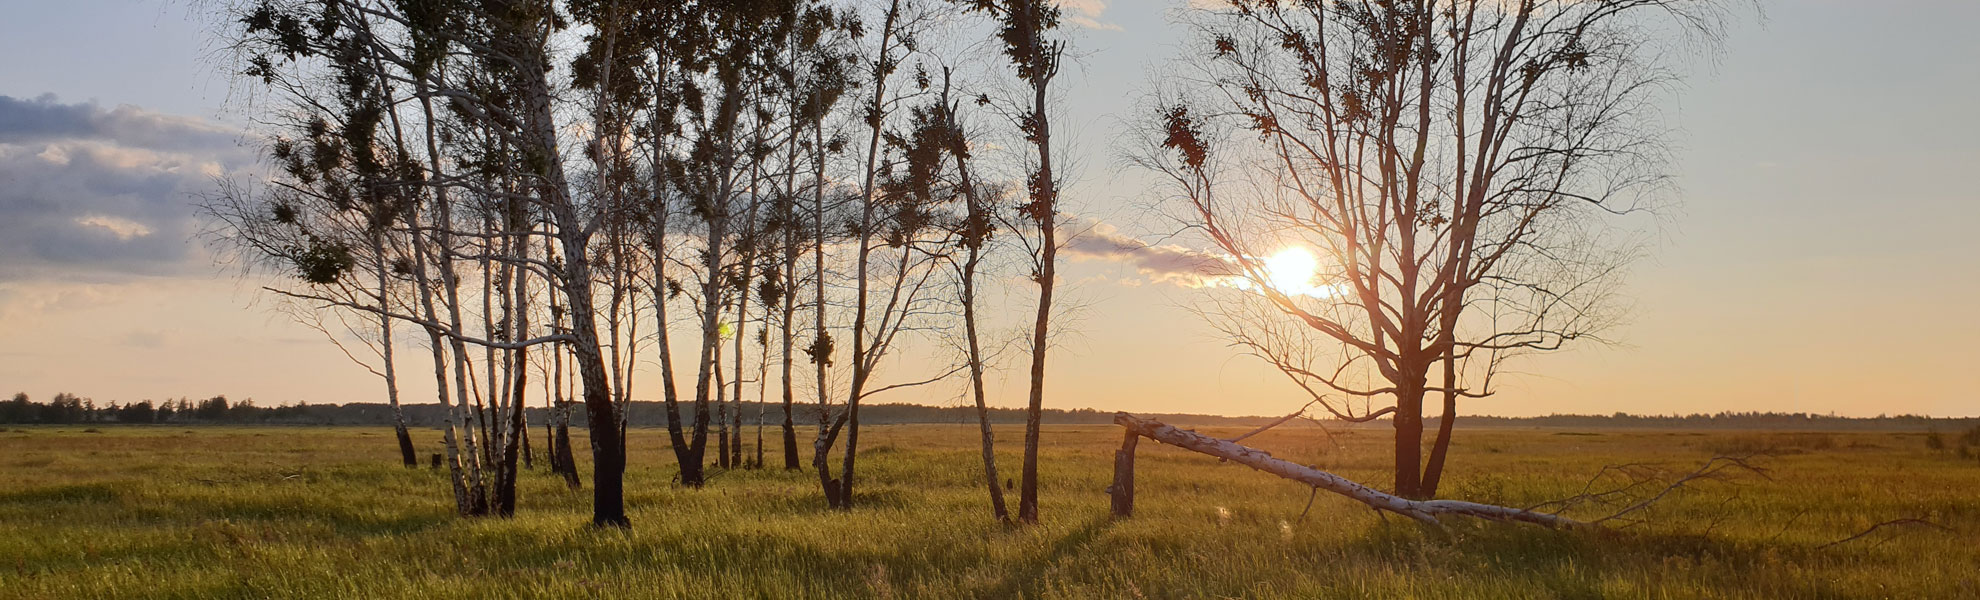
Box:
[780,245,800,472]
[520,409,533,470]
[373,232,416,469]
[1113,413,1581,530]
[1109,430,1137,518]
[1393,377,1426,500]
[644,66,694,486]
[779,146,800,470]
[548,278,581,489]
[494,358,526,516]
[807,91,835,499]
[410,190,474,516]
[1420,355,1459,499]
[716,357,731,469]
[493,226,532,516]
[517,21,626,525]
[1017,70,1059,526]
[554,400,579,488]
[824,0,901,511]
[963,244,1009,522]
[414,82,486,516]
[731,196,754,469]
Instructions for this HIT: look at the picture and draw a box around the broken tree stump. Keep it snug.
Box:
[1110,429,1139,518]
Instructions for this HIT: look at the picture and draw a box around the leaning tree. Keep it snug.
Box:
[1140,0,1729,500]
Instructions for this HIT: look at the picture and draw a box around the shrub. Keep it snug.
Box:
[1707,433,1835,455]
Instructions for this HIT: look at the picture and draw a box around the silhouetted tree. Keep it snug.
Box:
[117,401,157,424]
[955,0,1066,524]
[1140,0,1729,499]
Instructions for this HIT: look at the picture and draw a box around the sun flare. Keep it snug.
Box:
[1258,247,1334,298]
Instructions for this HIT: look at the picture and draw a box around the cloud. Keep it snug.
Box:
[1056,0,1124,31]
[0,94,244,154]
[122,328,168,349]
[0,95,255,283]
[1062,219,1235,287]
[76,215,156,241]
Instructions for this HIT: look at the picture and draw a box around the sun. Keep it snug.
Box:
[1261,247,1321,296]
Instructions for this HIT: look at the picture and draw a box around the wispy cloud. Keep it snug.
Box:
[1064,219,1348,299]
[1062,219,1234,287]
[1056,0,1123,31]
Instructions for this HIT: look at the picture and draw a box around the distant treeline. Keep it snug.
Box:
[1447,412,1980,432]
[3,392,1973,431]
[0,392,1282,428]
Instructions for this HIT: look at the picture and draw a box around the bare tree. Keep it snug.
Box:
[1139,0,1728,499]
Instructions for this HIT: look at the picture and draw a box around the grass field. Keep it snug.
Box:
[2,423,1976,599]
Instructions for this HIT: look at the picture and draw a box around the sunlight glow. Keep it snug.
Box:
[1250,247,1340,299]
[1262,247,1317,293]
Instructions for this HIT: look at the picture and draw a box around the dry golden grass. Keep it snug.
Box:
[2,423,1976,598]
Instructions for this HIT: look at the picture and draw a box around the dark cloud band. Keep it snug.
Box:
[0,95,252,282]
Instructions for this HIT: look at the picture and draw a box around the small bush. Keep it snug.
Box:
[1707,433,1835,455]
[1926,431,1946,451]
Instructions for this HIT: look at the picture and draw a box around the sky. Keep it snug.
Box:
[0,0,1975,418]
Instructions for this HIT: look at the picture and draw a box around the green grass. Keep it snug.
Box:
[2,424,1977,598]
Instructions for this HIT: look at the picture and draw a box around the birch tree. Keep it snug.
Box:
[955,0,1066,524]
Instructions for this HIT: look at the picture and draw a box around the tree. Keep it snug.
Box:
[813,0,966,510]
[118,401,157,424]
[759,8,851,469]
[646,0,795,486]
[1,393,31,423]
[195,396,229,421]
[1142,0,1727,499]
[896,67,1010,521]
[216,0,631,526]
[956,0,1066,524]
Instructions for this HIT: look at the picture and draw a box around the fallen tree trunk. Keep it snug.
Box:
[1112,413,1585,531]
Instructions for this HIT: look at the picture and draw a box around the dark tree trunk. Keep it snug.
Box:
[576,354,628,528]
[1419,355,1459,498]
[550,283,581,489]
[1005,0,1064,524]
[494,359,527,516]
[519,409,533,470]
[1393,378,1426,500]
[1017,79,1058,526]
[395,427,417,469]
[554,399,580,489]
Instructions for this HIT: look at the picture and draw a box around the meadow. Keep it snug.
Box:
[2,423,1976,599]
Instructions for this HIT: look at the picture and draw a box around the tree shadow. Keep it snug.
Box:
[980,516,1115,600]
[0,482,124,505]
[1337,523,1853,599]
